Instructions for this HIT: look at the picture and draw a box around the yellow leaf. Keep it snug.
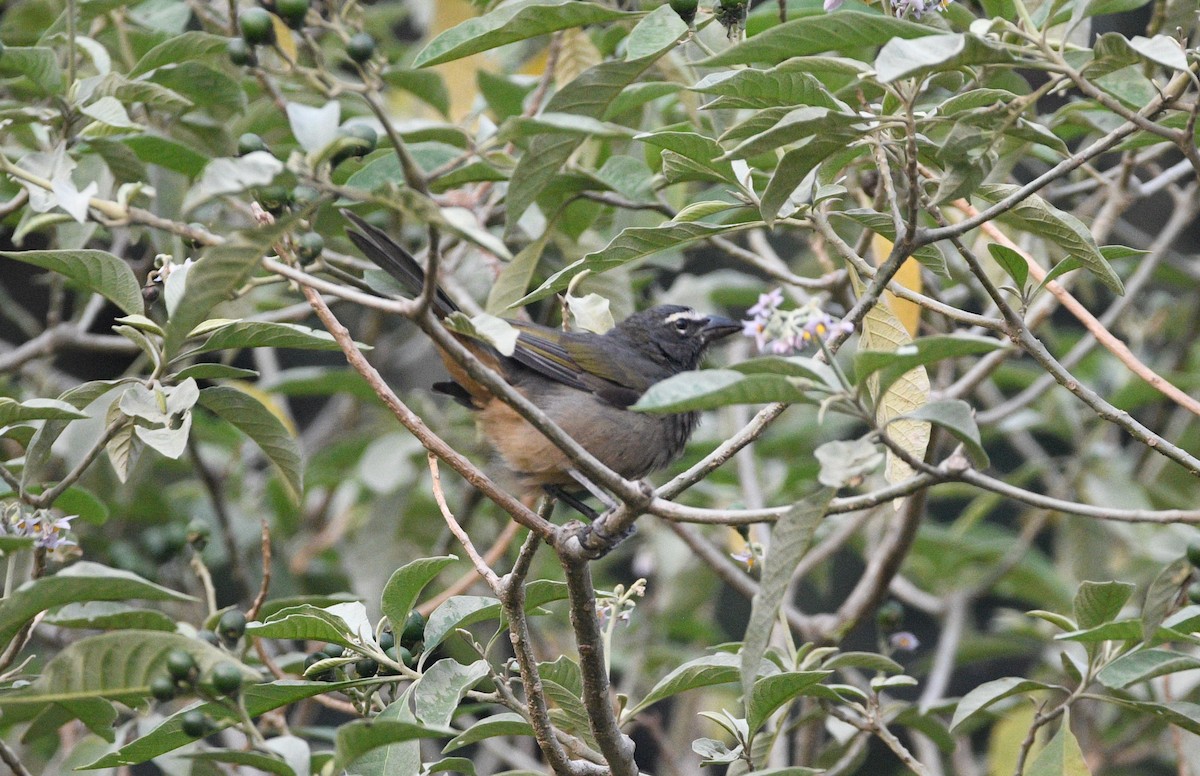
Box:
[870,233,922,338]
[851,268,930,491]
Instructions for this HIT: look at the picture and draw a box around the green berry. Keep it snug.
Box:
[398,645,415,668]
[276,0,309,27]
[237,133,268,156]
[186,519,210,550]
[180,710,210,738]
[346,32,376,64]
[291,185,320,208]
[668,0,698,24]
[355,657,378,677]
[210,663,244,696]
[1187,542,1200,567]
[239,7,275,46]
[166,649,198,683]
[256,185,291,214]
[382,646,400,675]
[323,643,344,658]
[297,232,324,260]
[217,610,247,645]
[149,675,177,702]
[876,600,904,634]
[378,630,395,651]
[304,651,334,681]
[196,630,221,647]
[227,37,255,66]
[342,123,378,148]
[400,611,425,648]
[1189,581,1200,604]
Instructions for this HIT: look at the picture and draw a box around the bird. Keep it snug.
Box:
[343,212,742,511]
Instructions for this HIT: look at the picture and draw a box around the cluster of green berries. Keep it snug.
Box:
[303,611,425,682]
[148,610,251,739]
[227,0,375,67]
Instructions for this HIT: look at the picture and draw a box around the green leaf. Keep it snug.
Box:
[893,399,988,468]
[172,363,260,382]
[123,134,210,177]
[700,12,936,66]
[637,131,737,185]
[1073,580,1135,630]
[334,719,455,771]
[724,107,865,160]
[633,370,813,413]
[381,556,458,636]
[487,230,552,314]
[0,46,63,95]
[988,244,1029,289]
[521,220,760,304]
[875,33,1014,83]
[1096,648,1200,689]
[83,678,378,767]
[854,334,1005,395]
[0,562,192,651]
[182,321,350,357]
[625,4,687,60]
[760,138,849,225]
[198,385,303,502]
[0,631,256,709]
[975,185,1123,295]
[0,249,144,317]
[413,659,491,727]
[822,651,904,673]
[413,0,633,67]
[428,757,477,775]
[422,596,501,653]
[692,61,845,110]
[747,671,831,735]
[162,228,281,358]
[0,398,88,427]
[831,209,948,276]
[1098,697,1200,737]
[1054,619,1142,643]
[741,490,834,701]
[1142,558,1191,642]
[382,68,451,116]
[182,750,296,776]
[1026,711,1091,776]
[505,27,687,229]
[623,652,740,719]
[246,604,362,650]
[443,713,534,751]
[128,30,229,77]
[950,677,1058,731]
[44,602,176,632]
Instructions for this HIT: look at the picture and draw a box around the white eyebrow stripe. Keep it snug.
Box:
[663,309,704,323]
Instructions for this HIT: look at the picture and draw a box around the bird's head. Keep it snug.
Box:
[609,305,742,372]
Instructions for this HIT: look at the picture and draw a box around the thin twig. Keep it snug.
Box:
[247,520,272,622]
[428,454,501,590]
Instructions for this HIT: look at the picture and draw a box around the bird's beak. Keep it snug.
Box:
[702,315,742,342]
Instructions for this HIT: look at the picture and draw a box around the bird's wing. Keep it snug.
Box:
[507,323,648,407]
[507,323,590,392]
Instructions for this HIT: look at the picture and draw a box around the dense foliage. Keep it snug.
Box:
[1,0,1199,773]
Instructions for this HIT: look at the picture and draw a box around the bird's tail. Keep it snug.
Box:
[343,211,458,318]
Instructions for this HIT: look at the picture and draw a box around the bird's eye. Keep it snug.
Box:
[674,319,690,333]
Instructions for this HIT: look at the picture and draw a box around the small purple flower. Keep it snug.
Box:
[889,632,920,652]
[747,288,784,319]
[892,0,951,17]
[823,0,844,9]
[741,290,853,355]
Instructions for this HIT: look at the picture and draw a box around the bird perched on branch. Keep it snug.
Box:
[344,212,741,510]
